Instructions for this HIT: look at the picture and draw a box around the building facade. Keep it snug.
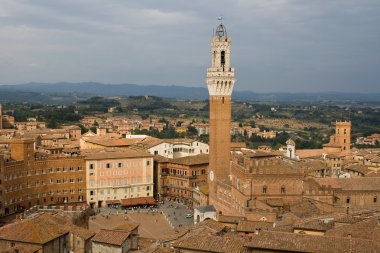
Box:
[84,149,154,208]
[0,138,86,216]
[156,154,209,208]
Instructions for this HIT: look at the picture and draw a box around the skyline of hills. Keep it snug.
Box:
[1,82,380,104]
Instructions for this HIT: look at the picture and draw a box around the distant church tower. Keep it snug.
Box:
[335,121,351,152]
[207,21,235,206]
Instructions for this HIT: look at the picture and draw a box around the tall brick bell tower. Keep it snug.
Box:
[207,21,235,209]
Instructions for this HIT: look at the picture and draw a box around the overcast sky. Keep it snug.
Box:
[0,0,379,92]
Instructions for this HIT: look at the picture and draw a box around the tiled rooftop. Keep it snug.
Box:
[91,229,131,246]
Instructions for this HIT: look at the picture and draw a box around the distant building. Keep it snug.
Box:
[257,130,277,139]
[356,133,380,146]
[323,121,351,154]
[285,138,297,159]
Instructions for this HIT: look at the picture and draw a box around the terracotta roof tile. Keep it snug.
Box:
[113,221,139,232]
[246,231,379,253]
[218,215,246,224]
[91,229,130,246]
[175,232,250,253]
[236,220,274,233]
[170,154,209,166]
[313,177,380,191]
[0,213,69,244]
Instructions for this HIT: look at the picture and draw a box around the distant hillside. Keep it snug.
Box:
[1,82,379,104]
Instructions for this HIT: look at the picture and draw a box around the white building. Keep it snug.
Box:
[285,139,298,159]
[134,138,209,159]
[194,205,217,224]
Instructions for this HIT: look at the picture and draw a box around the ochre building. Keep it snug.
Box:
[0,138,86,216]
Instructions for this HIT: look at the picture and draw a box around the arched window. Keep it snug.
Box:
[221,51,225,66]
[374,196,377,203]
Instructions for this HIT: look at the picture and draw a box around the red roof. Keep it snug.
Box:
[121,197,156,207]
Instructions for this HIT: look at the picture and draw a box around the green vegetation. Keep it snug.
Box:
[2,95,379,149]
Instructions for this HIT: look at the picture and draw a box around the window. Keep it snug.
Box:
[281,186,286,194]
[78,167,83,171]
[221,51,225,66]
[70,166,74,171]
[147,160,150,166]
[262,186,267,194]
[374,196,377,203]
[90,164,94,169]
[346,197,350,204]
[106,163,111,169]
[50,178,54,184]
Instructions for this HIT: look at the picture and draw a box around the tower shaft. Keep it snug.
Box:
[207,23,235,202]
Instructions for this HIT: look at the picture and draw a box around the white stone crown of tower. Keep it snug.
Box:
[206,23,235,96]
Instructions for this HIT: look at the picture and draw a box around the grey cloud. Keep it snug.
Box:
[0,0,379,92]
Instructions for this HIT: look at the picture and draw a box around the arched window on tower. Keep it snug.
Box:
[221,51,225,66]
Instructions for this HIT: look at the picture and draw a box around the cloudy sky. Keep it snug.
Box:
[0,0,379,92]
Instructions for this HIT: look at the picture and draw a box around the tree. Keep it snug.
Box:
[187,126,198,136]
[47,118,58,129]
